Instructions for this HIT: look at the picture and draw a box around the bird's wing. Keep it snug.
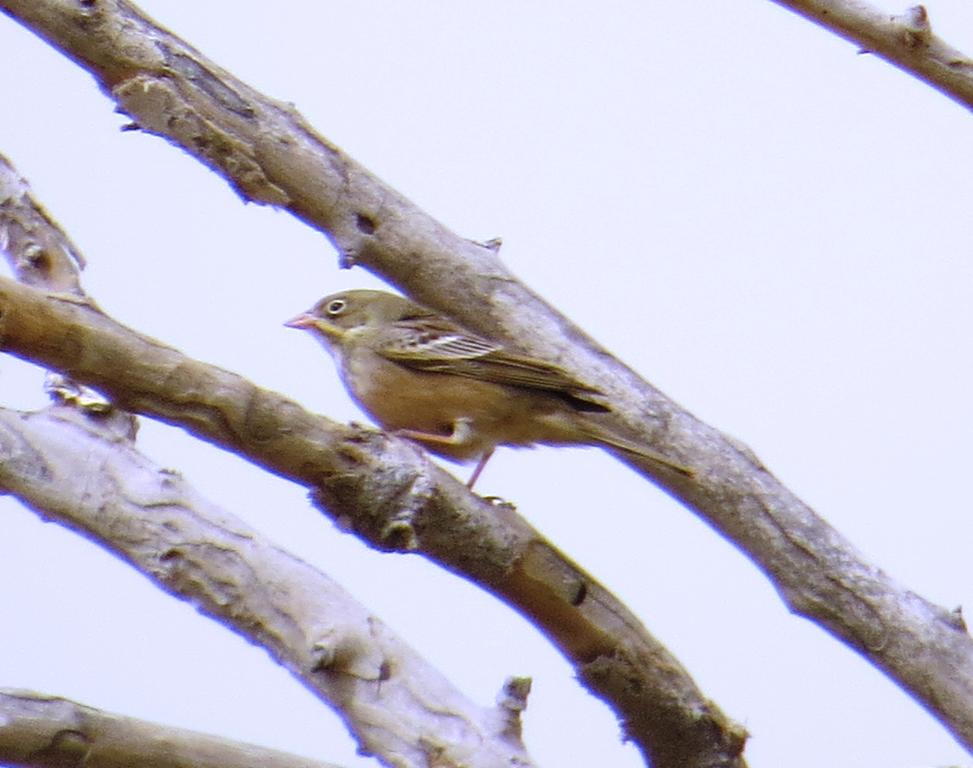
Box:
[377,317,607,404]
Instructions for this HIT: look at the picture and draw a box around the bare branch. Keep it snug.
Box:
[0,139,743,766]
[0,277,747,768]
[0,150,538,767]
[770,2,973,112]
[0,152,85,294]
[0,688,345,768]
[0,151,116,411]
[0,403,536,768]
[2,0,970,754]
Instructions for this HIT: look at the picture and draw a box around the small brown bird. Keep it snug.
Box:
[285,289,691,487]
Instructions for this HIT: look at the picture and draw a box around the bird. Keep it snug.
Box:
[285,289,692,487]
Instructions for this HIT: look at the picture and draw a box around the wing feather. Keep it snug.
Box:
[376,316,607,410]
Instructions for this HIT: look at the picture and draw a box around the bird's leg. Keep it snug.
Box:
[395,417,475,446]
[466,449,494,489]
[394,420,492,488]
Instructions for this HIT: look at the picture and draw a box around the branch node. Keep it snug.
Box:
[354,212,376,235]
[337,246,358,269]
[43,728,91,762]
[893,5,932,48]
[45,373,114,415]
[475,236,503,253]
[948,605,967,633]
[310,625,390,683]
[380,517,419,551]
[496,676,531,712]
[492,676,532,740]
[112,75,290,207]
[310,637,338,672]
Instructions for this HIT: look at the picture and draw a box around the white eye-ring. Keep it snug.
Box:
[326,299,347,315]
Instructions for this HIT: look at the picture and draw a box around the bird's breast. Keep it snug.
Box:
[336,347,578,461]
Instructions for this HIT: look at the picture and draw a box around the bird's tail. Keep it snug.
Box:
[578,423,694,478]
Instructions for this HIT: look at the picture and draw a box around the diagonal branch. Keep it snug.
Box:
[0,154,85,294]
[0,148,744,766]
[0,276,747,768]
[770,2,973,112]
[0,688,345,768]
[0,403,535,768]
[0,152,537,768]
[1,0,970,754]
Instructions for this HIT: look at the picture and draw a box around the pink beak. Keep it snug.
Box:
[283,312,317,329]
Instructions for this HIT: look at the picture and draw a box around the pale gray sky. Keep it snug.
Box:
[1,3,972,767]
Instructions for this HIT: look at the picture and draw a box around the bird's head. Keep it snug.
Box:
[285,289,428,345]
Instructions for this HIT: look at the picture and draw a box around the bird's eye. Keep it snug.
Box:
[326,299,347,315]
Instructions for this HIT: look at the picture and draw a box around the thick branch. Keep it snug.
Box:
[770,2,973,112]
[0,277,746,768]
[0,144,742,767]
[0,403,535,768]
[0,152,541,768]
[1,0,970,754]
[0,689,344,768]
